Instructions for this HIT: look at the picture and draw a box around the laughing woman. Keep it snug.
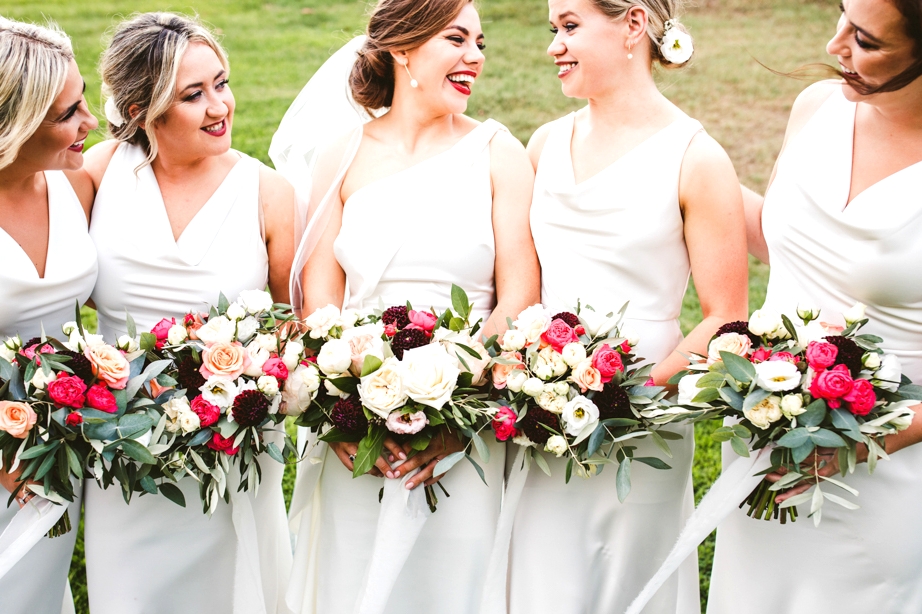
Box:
[80,13,295,614]
[0,17,97,614]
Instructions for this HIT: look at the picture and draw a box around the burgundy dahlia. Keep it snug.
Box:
[382,306,410,330]
[177,355,207,396]
[517,406,558,445]
[552,312,580,329]
[391,328,429,360]
[593,383,634,421]
[824,335,864,376]
[231,389,270,427]
[58,350,94,382]
[330,395,368,437]
[716,321,761,345]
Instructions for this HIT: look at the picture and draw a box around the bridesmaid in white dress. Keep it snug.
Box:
[80,13,295,614]
[0,18,97,614]
[507,1,748,612]
[709,1,922,611]
[284,1,539,612]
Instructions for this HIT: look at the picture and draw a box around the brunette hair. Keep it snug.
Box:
[350,0,470,112]
[587,0,693,68]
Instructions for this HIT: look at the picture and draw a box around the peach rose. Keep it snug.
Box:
[492,351,525,389]
[570,360,604,393]
[0,401,38,438]
[707,333,752,365]
[85,344,131,389]
[200,342,251,380]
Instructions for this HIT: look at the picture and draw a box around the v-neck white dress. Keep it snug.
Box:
[0,171,96,614]
[85,142,290,614]
[511,112,703,614]
[708,88,922,613]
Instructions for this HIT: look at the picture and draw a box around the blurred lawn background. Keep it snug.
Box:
[3,0,839,610]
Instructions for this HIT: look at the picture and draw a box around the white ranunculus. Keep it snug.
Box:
[29,369,54,390]
[534,362,553,381]
[317,339,353,376]
[401,344,460,410]
[744,395,783,430]
[238,290,273,314]
[536,346,568,379]
[513,304,552,344]
[561,342,587,367]
[796,321,829,348]
[117,335,139,353]
[282,340,304,371]
[162,396,191,420]
[796,303,820,323]
[178,410,201,434]
[201,376,238,408]
[226,302,247,321]
[257,375,280,397]
[708,333,751,364]
[506,371,528,393]
[891,410,915,431]
[163,397,195,434]
[61,321,78,335]
[255,333,278,353]
[522,377,545,397]
[580,307,619,338]
[862,351,881,370]
[780,394,805,419]
[873,354,902,392]
[324,377,347,398]
[358,357,408,418]
[754,360,801,392]
[197,316,236,345]
[660,25,693,64]
[501,329,527,352]
[281,364,321,416]
[748,309,784,338]
[554,381,570,396]
[243,344,271,378]
[304,304,342,339]
[545,435,568,457]
[677,373,706,404]
[843,302,867,325]
[236,317,259,342]
[561,395,600,437]
[63,331,84,352]
[167,324,188,345]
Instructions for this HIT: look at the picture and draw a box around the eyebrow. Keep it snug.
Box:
[445,25,484,39]
[552,11,579,21]
[179,69,227,93]
[852,21,884,45]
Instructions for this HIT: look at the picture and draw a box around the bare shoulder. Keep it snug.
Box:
[82,139,121,188]
[525,121,555,169]
[784,80,840,147]
[682,130,736,178]
[259,165,295,201]
[62,168,95,221]
[490,128,534,182]
[490,128,528,157]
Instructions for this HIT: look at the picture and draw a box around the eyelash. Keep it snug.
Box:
[447,35,485,50]
[185,79,230,102]
[838,3,876,50]
[550,23,577,34]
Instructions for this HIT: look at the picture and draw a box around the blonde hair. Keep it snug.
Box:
[0,17,74,170]
[588,0,693,68]
[100,12,228,166]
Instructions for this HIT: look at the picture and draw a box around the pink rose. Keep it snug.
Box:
[207,432,239,455]
[844,379,876,416]
[85,344,131,389]
[770,351,797,364]
[151,318,176,350]
[491,351,524,389]
[386,410,429,435]
[65,411,83,427]
[806,341,838,371]
[591,344,624,384]
[262,356,289,381]
[384,324,397,337]
[810,364,854,408]
[22,343,54,361]
[191,395,221,427]
[86,384,118,413]
[541,319,580,353]
[47,373,88,408]
[750,347,772,363]
[407,310,437,333]
[492,406,519,441]
[200,341,251,380]
[0,401,37,438]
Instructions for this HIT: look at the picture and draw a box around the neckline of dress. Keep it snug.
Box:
[0,171,58,281]
[563,112,687,189]
[344,119,493,206]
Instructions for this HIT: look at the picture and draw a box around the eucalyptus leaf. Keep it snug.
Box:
[616,458,631,503]
[798,399,828,428]
[792,439,816,464]
[721,351,756,383]
[118,439,157,465]
[433,451,465,477]
[465,453,487,486]
[159,482,186,507]
[810,428,847,448]
[730,436,751,458]
[633,456,671,470]
[777,428,811,449]
[470,431,490,463]
[533,452,552,477]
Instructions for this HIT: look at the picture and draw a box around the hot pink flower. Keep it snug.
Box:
[591,344,624,384]
[407,310,437,333]
[384,323,398,337]
[770,351,797,364]
[86,384,118,413]
[22,343,54,361]
[151,318,176,349]
[190,395,221,427]
[806,341,838,371]
[541,319,579,353]
[47,373,87,408]
[262,356,289,381]
[750,347,772,363]
[65,411,83,427]
[492,405,519,441]
[620,341,632,354]
[844,379,876,416]
[810,364,854,408]
[207,432,239,456]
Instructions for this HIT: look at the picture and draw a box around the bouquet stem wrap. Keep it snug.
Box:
[625,447,773,614]
[0,496,69,579]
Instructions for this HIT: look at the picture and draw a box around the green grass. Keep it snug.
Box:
[12,0,843,610]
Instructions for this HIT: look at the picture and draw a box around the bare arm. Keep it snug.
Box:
[259,166,295,304]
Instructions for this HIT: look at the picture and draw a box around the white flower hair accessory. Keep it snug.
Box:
[104,96,124,127]
[660,19,693,65]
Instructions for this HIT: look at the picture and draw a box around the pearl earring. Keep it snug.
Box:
[403,62,418,88]
[627,52,633,59]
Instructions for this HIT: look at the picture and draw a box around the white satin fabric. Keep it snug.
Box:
[287,120,506,614]
[508,113,703,614]
[0,170,95,614]
[708,88,922,613]
[85,142,291,614]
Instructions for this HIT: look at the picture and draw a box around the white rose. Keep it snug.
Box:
[796,303,820,323]
[708,333,752,364]
[501,329,527,352]
[780,394,805,419]
[197,316,236,345]
[83,333,106,349]
[754,360,802,392]
[317,339,353,376]
[201,376,238,408]
[862,352,881,370]
[341,323,386,377]
[660,25,693,64]
[29,368,55,390]
[401,344,460,410]
[243,344,271,377]
[580,307,619,338]
[561,343,587,367]
[61,321,78,335]
[226,302,247,321]
[677,373,706,404]
[507,371,528,393]
[796,321,829,348]
[236,317,259,342]
[324,377,348,398]
[281,364,321,416]
[561,395,600,437]
[167,324,188,345]
[513,304,552,344]
[873,354,902,392]
[536,391,560,413]
[843,302,867,325]
[162,396,191,420]
[619,323,640,347]
[255,333,278,353]
[358,357,408,418]
[545,435,568,457]
[282,340,305,371]
[336,309,360,330]
[748,309,784,338]
[63,331,84,352]
[744,395,783,430]
[0,343,16,363]
[178,409,201,434]
[257,375,280,397]
[238,290,274,314]
[116,334,139,353]
[522,377,545,397]
[304,305,342,339]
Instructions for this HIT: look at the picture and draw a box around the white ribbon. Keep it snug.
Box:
[0,497,68,579]
[625,448,773,614]
[230,472,269,614]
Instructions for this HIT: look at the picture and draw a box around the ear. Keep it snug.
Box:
[128,104,145,130]
[389,49,409,66]
[624,5,649,46]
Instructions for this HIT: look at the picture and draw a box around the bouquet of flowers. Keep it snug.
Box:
[670,303,920,525]
[127,291,299,514]
[292,286,496,511]
[0,319,159,535]
[487,303,674,502]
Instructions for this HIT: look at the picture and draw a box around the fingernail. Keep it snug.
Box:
[394,470,400,477]
[388,455,395,462]
[386,471,394,479]
[399,452,406,460]
[406,482,414,489]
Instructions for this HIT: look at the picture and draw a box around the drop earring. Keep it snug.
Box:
[402,61,418,88]
[627,43,634,60]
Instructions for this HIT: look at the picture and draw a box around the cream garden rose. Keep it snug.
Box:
[85,344,131,389]
[561,342,587,368]
[358,357,408,418]
[317,339,353,376]
[708,333,751,364]
[401,344,460,410]
[196,315,237,345]
[513,304,552,344]
[570,360,603,393]
[201,342,250,380]
[238,289,274,314]
[0,401,37,438]
[748,309,785,338]
[745,395,783,429]
[341,323,386,377]
[281,364,321,416]
[304,304,342,339]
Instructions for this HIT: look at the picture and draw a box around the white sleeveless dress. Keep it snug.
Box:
[286,120,505,614]
[708,88,922,613]
[514,112,702,614]
[85,142,291,614]
[0,171,96,614]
